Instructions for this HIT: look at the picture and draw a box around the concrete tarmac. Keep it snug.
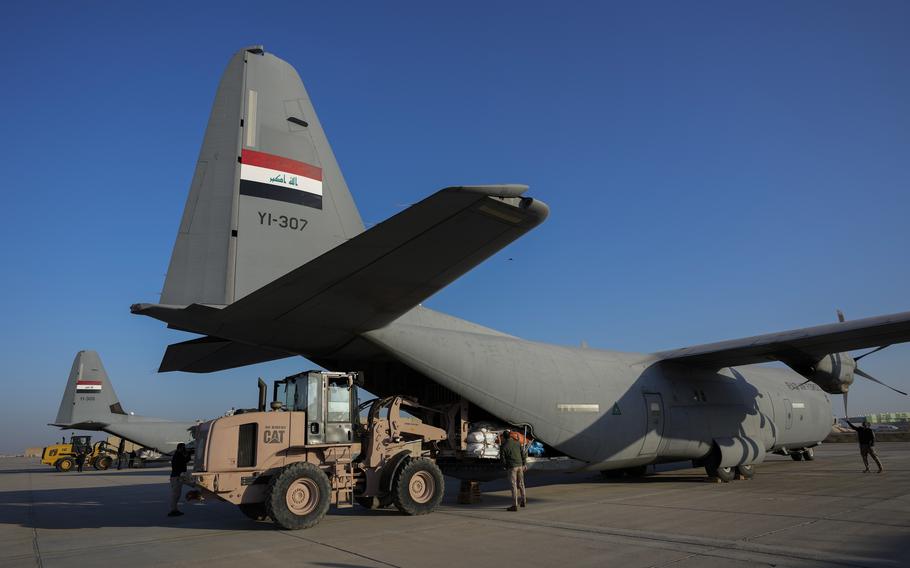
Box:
[2,443,908,568]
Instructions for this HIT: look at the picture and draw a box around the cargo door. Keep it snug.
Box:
[639,393,664,456]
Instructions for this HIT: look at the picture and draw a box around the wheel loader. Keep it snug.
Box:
[41,435,118,471]
[185,371,448,529]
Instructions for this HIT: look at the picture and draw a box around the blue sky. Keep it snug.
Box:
[1,2,908,454]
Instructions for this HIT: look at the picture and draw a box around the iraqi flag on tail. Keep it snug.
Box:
[239,149,323,209]
[76,380,102,393]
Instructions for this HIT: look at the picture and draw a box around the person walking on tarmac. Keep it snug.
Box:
[499,429,527,511]
[168,443,191,517]
[844,417,884,473]
[75,447,86,472]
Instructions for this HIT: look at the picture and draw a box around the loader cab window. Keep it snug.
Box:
[273,376,301,411]
[327,382,352,423]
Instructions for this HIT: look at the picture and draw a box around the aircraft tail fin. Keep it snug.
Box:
[160,46,364,307]
[53,351,127,430]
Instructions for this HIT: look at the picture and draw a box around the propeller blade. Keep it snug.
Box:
[854,367,909,396]
[843,391,849,418]
[854,345,890,362]
[837,309,846,323]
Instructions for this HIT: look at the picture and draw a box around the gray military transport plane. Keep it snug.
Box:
[52,350,194,454]
[132,46,909,481]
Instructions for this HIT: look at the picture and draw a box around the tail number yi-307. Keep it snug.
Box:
[257,211,308,232]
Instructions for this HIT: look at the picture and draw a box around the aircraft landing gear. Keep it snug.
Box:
[735,464,755,480]
[704,447,755,482]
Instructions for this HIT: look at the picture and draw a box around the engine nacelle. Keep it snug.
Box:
[798,352,855,394]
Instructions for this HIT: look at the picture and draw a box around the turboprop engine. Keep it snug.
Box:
[800,353,855,394]
[787,311,908,416]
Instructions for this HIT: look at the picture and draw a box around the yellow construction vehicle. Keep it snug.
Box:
[41,435,118,472]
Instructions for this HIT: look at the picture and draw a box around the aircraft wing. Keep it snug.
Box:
[134,185,548,371]
[656,310,910,368]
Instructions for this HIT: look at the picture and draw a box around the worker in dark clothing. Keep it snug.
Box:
[128,450,136,468]
[116,439,126,470]
[168,443,191,517]
[75,448,86,472]
[844,418,883,473]
[499,429,527,511]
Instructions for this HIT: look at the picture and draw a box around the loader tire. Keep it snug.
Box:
[238,503,268,521]
[93,456,113,470]
[392,458,444,516]
[56,458,74,472]
[266,462,331,530]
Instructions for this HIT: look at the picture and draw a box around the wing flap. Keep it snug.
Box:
[657,310,910,368]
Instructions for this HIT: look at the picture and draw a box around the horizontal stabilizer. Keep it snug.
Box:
[159,336,294,373]
[657,310,910,368]
[135,185,548,370]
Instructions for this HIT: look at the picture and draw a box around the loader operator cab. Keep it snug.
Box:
[71,435,91,454]
[272,371,360,444]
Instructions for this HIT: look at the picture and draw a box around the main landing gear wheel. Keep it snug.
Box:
[705,449,735,482]
[392,457,445,516]
[93,456,113,470]
[790,452,804,461]
[801,448,815,461]
[56,458,74,472]
[735,464,755,480]
[238,503,268,521]
[265,462,331,530]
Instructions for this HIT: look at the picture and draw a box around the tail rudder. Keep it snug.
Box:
[160,46,364,307]
[53,351,126,429]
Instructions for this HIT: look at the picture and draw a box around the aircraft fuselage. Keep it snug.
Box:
[363,308,833,469]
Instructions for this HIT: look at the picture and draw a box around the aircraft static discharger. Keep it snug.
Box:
[133,46,910,481]
[52,351,195,455]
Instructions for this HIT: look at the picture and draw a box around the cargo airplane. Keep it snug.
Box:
[132,46,909,481]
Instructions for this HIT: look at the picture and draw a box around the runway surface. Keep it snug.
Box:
[2,443,908,567]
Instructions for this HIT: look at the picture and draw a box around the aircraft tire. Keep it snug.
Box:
[238,503,268,521]
[790,452,804,461]
[801,448,815,461]
[735,464,755,480]
[705,449,735,482]
[392,457,444,516]
[56,458,74,472]
[93,456,113,471]
[265,462,331,530]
